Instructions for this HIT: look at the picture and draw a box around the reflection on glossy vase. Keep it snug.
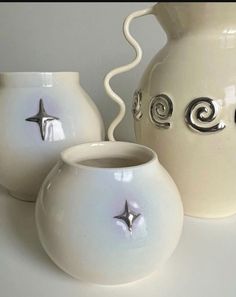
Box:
[0,72,104,201]
[132,89,143,121]
[114,200,141,233]
[25,98,63,141]
[118,3,236,218]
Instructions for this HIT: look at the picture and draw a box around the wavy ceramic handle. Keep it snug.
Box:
[104,6,154,141]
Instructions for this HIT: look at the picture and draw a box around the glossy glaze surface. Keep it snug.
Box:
[35,141,183,285]
[0,72,104,201]
[131,3,236,218]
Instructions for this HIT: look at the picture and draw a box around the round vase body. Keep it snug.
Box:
[133,3,236,218]
[35,142,183,285]
[0,72,104,201]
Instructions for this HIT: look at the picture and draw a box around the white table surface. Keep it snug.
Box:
[0,185,236,297]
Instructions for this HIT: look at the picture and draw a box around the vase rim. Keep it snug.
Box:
[0,72,80,87]
[61,141,158,172]
[0,71,79,74]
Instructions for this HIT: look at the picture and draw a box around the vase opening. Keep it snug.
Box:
[61,141,157,170]
[78,157,144,168]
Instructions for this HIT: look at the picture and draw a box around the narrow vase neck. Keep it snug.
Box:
[154,2,236,39]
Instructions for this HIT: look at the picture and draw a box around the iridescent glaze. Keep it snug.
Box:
[35,141,183,285]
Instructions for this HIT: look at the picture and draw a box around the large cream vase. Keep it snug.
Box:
[110,3,236,218]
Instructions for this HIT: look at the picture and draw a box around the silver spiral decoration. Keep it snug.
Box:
[149,94,173,128]
[185,97,225,133]
[132,89,143,121]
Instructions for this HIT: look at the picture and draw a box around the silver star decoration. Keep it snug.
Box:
[114,200,141,233]
[26,99,59,141]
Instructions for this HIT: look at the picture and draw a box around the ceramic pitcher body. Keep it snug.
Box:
[0,72,104,201]
[127,3,236,218]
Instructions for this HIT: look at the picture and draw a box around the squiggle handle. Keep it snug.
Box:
[104,6,154,141]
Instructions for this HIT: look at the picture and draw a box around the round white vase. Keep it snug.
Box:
[0,72,104,201]
[35,141,183,285]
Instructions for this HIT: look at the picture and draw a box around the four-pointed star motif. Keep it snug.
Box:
[114,200,141,233]
[26,99,59,141]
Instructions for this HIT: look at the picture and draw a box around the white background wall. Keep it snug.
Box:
[0,2,165,141]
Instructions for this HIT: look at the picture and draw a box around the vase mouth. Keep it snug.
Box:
[61,141,158,171]
[0,72,80,87]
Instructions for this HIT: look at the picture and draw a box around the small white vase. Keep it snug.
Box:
[0,72,104,201]
[35,141,183,285]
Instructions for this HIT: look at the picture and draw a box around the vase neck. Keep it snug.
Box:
[0,72,80,87]
[153,2,236,39]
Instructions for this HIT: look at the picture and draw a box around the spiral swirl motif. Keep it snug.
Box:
[185,97,225,133]
[132,89,143,121]
[149,94,173,128]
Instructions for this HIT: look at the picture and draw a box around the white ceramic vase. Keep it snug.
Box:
[0,72,104,201]
[35,141,183,285]
[108,3,236,218]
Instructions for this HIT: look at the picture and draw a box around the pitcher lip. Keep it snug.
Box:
[153,2,236,38]
[61,141,158,171]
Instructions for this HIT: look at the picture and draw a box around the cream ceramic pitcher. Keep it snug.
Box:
[106,2,236,218]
